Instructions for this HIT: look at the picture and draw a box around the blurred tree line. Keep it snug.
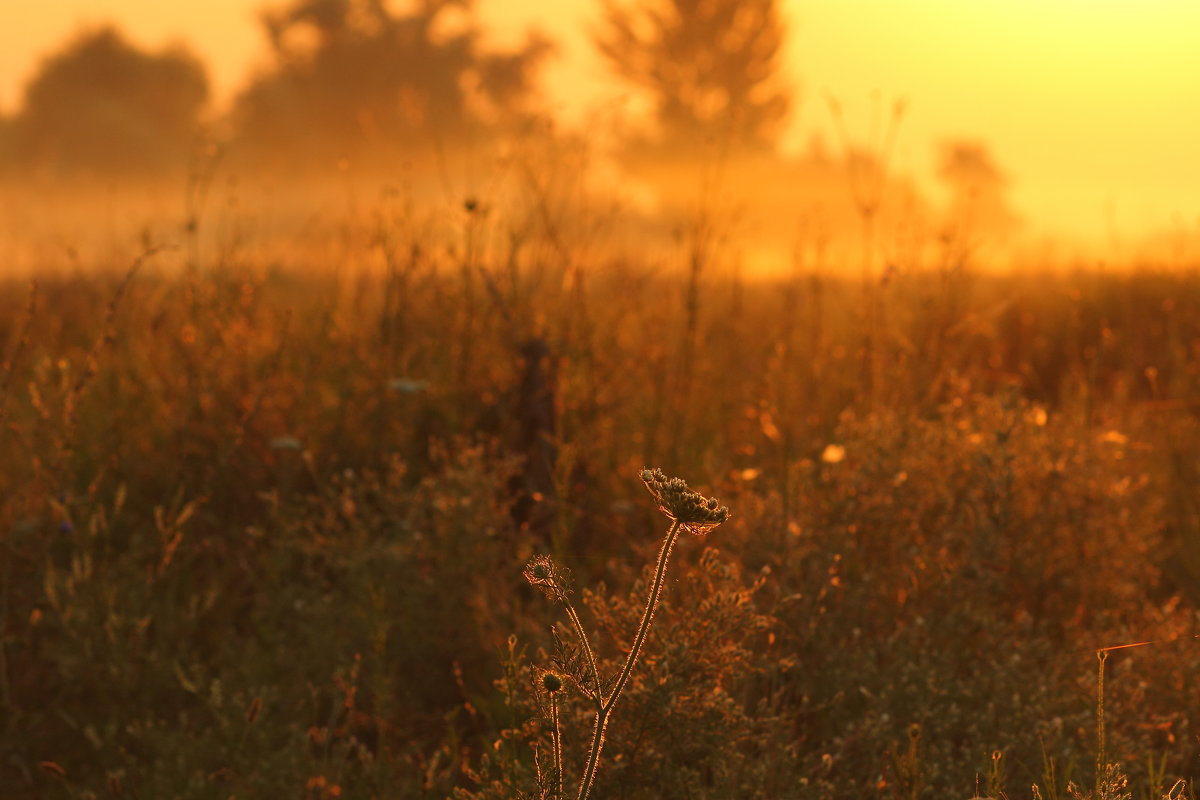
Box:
[0,0,1017,238]
[229,0,551,168]
[0,0,550,177]
[0,0,794,174]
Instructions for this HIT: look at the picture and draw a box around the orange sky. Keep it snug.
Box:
[3,0,1198,247]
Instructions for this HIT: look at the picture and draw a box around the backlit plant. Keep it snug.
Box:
[522,468,729,800]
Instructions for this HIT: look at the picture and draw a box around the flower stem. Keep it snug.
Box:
[563,600,603,703]
[551,695,563,800]
[576,519,681,800]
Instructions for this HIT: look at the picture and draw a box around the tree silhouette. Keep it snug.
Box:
[0,116,13,167]
[596,0,790,155]
[7,27,208,176]
[230,0,551,168]
[936,139,1021,240]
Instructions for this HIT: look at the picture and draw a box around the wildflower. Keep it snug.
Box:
[639,467,729,535]
[821,443,846,464]
[523,555,572,601]
[541,671,564,694]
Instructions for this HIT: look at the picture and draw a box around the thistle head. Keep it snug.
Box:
[541,671,564,694]
[523,555,572,602]
[639,467,730,535]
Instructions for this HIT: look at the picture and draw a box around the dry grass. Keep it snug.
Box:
[2,186,1200,798]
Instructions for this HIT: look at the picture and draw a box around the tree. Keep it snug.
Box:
[8,27,208,176]
[230,0,551,167]
[936,140,1021,241]
[0,116,13,166]
[596,0,790,155]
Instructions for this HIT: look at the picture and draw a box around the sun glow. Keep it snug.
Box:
[2,0,1198,247]
[785,0,1200,243]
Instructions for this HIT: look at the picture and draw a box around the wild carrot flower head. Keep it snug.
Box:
[639,467,730,535]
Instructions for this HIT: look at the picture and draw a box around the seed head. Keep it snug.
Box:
[541,672,564,694]
[523,555,571,601]
[639,467,730,535]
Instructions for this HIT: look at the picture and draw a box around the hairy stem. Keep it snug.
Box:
[577,707,609,800]
[1096,649,1108,792]
[563,600,603,703]
[604,520,681,711]
[551,695,563,800]
[576,519,682,800]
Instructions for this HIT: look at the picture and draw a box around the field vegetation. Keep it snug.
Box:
[2,179,1200,798]
[3,0,1200,797]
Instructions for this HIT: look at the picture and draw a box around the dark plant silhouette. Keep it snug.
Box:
[4,27,208,176]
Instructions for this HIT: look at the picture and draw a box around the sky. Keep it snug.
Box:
[2,0,1198,246]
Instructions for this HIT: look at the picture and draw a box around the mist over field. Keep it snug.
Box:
[4,2,1200,798]
[1,0,1155,274]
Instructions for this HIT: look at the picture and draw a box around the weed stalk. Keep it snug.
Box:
[577,516,681,800]
[523,468,729,800]
[1096,649,1108,795]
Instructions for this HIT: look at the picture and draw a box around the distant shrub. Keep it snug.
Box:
[6,27,208,176]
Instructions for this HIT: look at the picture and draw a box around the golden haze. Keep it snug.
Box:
[1,0,1198,248]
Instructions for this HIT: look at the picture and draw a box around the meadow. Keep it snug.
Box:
[3,180,1200,799]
